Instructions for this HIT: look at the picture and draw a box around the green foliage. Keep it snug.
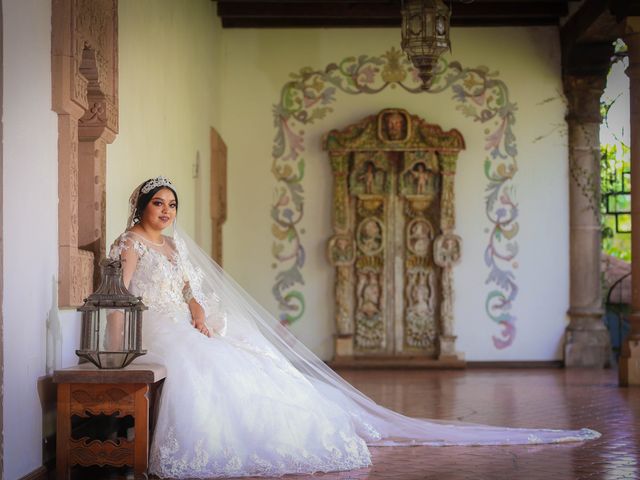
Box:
[600,135,631,261]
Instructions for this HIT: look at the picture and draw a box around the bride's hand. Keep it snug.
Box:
[188,299,211,337]
[192,317,212,337]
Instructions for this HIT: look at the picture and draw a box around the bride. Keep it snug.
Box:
[110,176,600,479]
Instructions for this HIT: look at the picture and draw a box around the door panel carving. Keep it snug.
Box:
[325,109,465,363]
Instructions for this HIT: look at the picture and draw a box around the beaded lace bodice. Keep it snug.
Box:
[109,232,208,319]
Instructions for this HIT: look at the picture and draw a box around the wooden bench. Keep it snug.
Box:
[53,363,166,479]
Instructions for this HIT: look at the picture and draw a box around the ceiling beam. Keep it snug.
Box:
[217,1,570,28]
[559,0,640,76]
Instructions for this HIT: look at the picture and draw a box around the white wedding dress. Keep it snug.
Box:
[110,229,600,479]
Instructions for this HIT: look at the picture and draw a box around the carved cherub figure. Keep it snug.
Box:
[411,272,430,317]
[408,220,430,256]
[358,271,381,318]
[408,270,434,318]
[411,163,430,195]
[359,162,376,194]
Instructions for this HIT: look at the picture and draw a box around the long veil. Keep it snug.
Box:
[174,225,600,447]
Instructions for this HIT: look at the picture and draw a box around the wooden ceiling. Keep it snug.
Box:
[215,0,581,28]
[215,0,640,76]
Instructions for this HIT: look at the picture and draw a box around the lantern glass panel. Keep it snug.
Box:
[76,258,148,369]
[101,308,121,351]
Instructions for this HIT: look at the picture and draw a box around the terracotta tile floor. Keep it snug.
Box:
[72,368,640,480]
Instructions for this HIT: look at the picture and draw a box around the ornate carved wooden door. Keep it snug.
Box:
[325,109,465,364]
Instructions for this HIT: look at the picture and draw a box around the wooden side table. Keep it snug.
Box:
[53,363,166,479]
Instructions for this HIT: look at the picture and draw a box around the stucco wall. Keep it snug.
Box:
[216,27,570,361]
[107,0,221,249]
[2,1,59,477]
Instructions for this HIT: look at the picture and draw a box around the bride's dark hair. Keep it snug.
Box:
[133,183,179,224]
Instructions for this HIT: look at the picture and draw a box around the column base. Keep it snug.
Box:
[564,314,611,368]
[619,332,640,386]
[438,335,464,361]
[334,335,354,357]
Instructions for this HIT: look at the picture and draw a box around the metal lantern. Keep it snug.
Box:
[76,259,147,369]
[401,0,451,90]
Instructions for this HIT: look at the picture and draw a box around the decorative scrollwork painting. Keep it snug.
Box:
[271,48,519,349]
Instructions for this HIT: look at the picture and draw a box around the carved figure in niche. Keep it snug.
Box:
[357,270,381,318]
[358,218,383,255]
[434,233,462,267]
[400,159,437,198]
[405,268,437,348]
[359,162,376,194]
[411,273,428,317]
[328,235,355,266]
[355,267,385,350]
[378,110,409,142]
[407,219,433,257]
[351,157,386,196]
[407,270,434,318]
[411,163,430,195]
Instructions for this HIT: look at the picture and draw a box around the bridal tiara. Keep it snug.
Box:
[141,176,175,194]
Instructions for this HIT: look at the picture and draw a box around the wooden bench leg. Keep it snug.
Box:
[56,383,71,480]
[134,384,150,476]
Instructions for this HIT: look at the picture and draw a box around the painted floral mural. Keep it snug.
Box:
[271,48,519,349]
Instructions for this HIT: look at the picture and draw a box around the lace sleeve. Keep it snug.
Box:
[174,235,227,336]
[109,232,145,289]
[174,236,209,312]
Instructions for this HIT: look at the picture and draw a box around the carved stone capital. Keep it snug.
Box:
[563,74,607,124]
[563,42,616,79]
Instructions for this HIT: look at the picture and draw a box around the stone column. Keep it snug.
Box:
[620,23,640,385]
[436,153,462,361]
[563,74,611,367]
[328,153,355,358]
